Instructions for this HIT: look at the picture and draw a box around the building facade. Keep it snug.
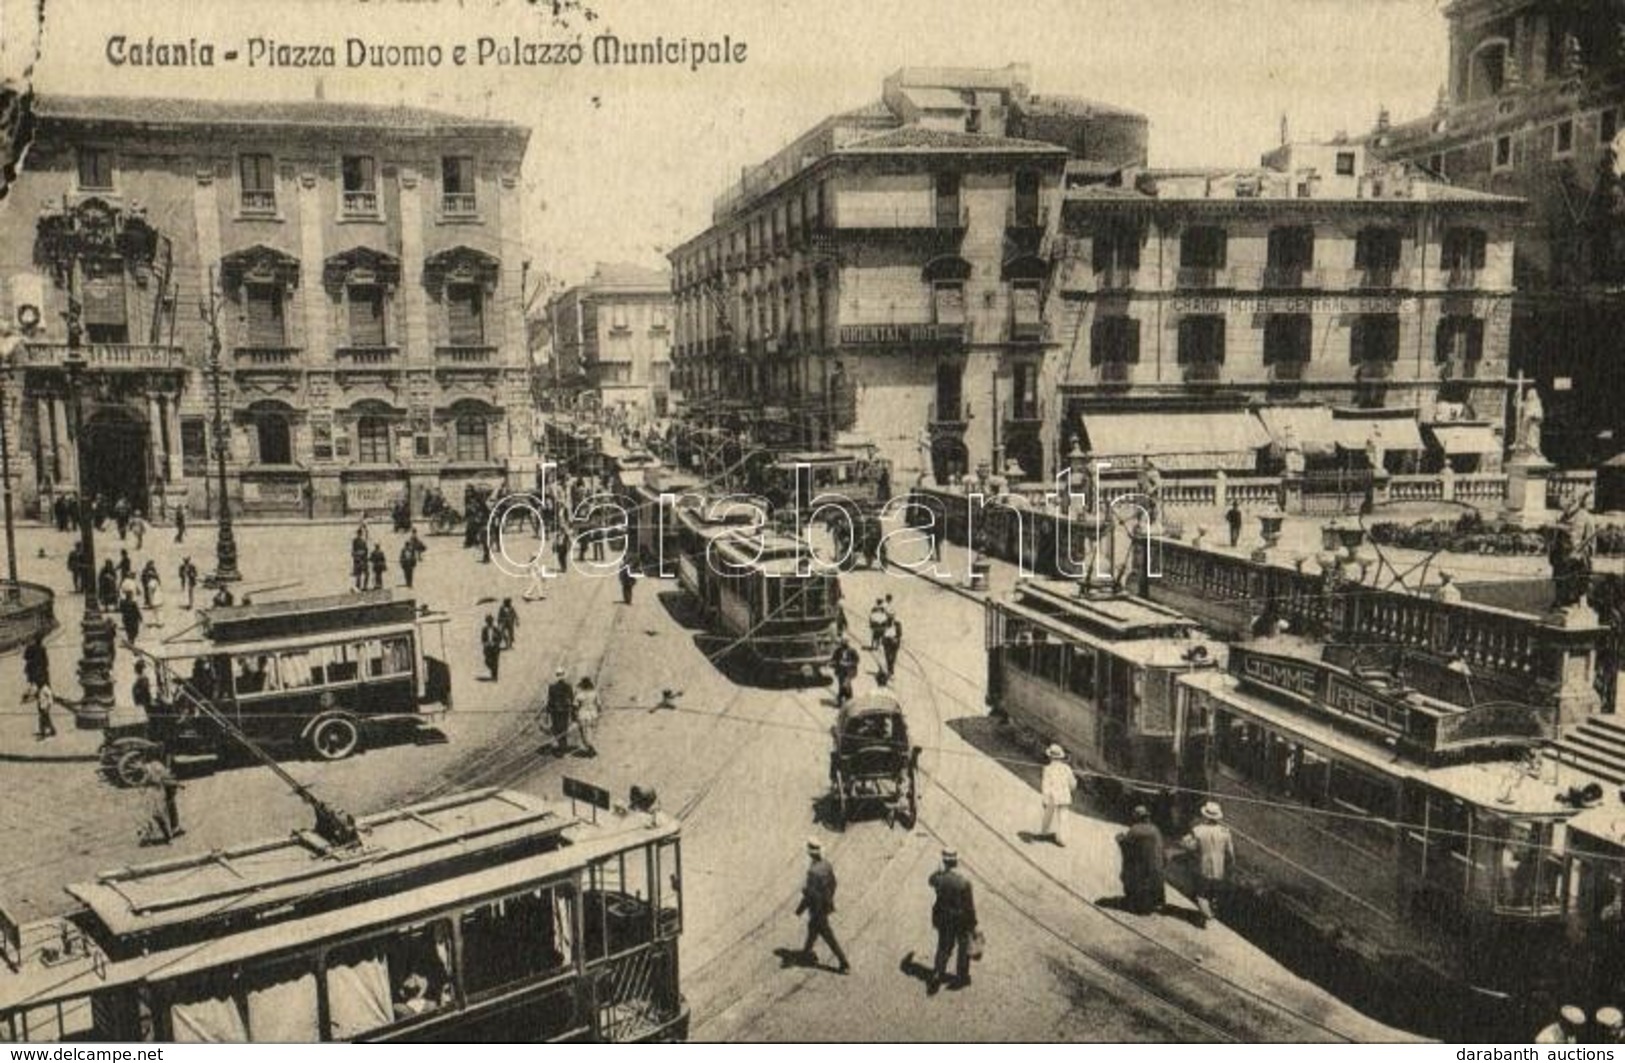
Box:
[1056,141,1523,476]
[544,264,673,417]
[2,95,532,519]
[1370,0,1625,466]
[669,65,1148,481]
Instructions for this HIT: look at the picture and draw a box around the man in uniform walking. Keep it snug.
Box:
[795,838,850,974]
[927,848,977,993]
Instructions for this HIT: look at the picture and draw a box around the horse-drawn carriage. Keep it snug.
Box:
[827,692,920,830]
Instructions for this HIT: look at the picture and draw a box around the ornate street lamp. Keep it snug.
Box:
[62,320,116,722]
[199,275,240,585]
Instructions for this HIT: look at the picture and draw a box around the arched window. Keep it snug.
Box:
[357,416,391,464]
[256,414,292,466]
[455,418,489,462]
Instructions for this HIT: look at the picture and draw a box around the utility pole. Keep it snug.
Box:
[199,270,241,585]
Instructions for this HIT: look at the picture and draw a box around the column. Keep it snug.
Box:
[147,394,165,483]
[166,397,184,482]
[298,170,328,361]
[398,166,427,364]
[38,397,57,486]
[52,395,74,490]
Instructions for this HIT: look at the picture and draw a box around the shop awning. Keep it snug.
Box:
[1331,414,1424,452]
[1255,405,1337,457]
[1425,422,1500,455]
[1080,409,1269,471]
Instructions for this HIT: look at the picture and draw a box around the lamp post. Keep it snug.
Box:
[0,339,19,601]
[62,317,116,723]
[199,273,240,585]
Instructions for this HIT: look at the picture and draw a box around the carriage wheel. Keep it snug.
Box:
[309,714,361,761]
[112,747,153,788]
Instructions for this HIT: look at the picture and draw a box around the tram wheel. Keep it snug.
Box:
[309,714,361,761]
[113,747,152,788]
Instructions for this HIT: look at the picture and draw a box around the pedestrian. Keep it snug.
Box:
[481,615,502,681]
[139,757,183,845]
[829,637,859,706]
[114,495,130,540]
[129,510,147,551]
[867,598,888,651]
[351,532,369,592]
[174,500,187,543]
[523,554,549,601]
[178,557,198,611]
[132,659,154,718]
[34,679,55,740]
[927,848,977,993]
[120,568,139,609]
[1035,744,1076,846]
[879,611,903,679]
[212,585,235,608]
[795,838,850,974]
[1225,501,1243,548]
[1434,570,1462,603]
[139,560,159,609]
[399,536,419,589]
[67,541,83,593]
[52,494,67,533]
[618,561,637,606]
[497,597,519,649]
[1116,805,1167,915]
[553,526,571,574]
[545,667,575,753]
[98,560,119,609]
[117,548,133,583]
[119,591,143,646]
[1596,1008,1624,1045]
[574,676,600,756]
[1180,801,1236,927]
[1536,1005,1587,1044]
[22,633,49,704]
[369,543,388,591]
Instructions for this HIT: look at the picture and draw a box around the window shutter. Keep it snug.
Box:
[348,287,386,346]
[1468,317,1484,360]
[1125,318,1141,363]
[446,285,484,345]
[245,286,285,347]
[934,284,965,325]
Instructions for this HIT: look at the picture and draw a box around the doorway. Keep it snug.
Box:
[82,412,149,513]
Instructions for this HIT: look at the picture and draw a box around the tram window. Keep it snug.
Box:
[233,656,279,697]
[1066,645,1096,698]
[459,886,573,998]
[1485,816,1564,915]
[279,644,354,691]
[657,838,683,935]
[1035,635,1066,687]
[367,636,414,679]
[325,922,453,1039]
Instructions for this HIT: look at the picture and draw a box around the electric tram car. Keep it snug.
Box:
[0,788,687,1043]
[674,500,843,675]
[628,468,703,574]
[984,578,1222,813]
[100,591,452,782]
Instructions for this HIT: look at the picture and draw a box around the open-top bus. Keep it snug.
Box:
[0,788,687,1043]
[102,591,451,782]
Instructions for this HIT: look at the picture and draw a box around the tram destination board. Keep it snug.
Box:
[562,775,611,811]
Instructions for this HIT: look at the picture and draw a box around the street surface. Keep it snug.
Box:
[0,514,1411,1041]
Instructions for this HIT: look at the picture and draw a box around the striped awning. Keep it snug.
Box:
[1080,409,1268,472]
[1426,422,1500,455]
[1332,414,1424,452]
[1255,405,1337,457]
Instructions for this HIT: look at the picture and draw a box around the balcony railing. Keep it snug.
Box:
[1095,266,1139,291]
[1445,266,1479,289]
[18,342,187,371]
[1350,266,1407,289]
[1006,204,1050,230]
[1004,399,1044,424]
[435,344,498,364]
[336,344,399,366]
[240,190,277,214]
[1098,359,1133,385]
[1008,317,1049,343]
[1262,266,1321,289]
[234,346,300,366]
[1439,356,1481,380]
[1176,266,1228,289]
[1268,358,1307,383]
[442,192,478,216]
[926,400,969,428]
[833,205,969,231]
[1183,360,1223,384]
[342,190,379,216]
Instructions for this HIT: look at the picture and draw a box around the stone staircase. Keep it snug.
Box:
[1545,715,1625,785]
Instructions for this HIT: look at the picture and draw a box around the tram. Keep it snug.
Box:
[0,788,687,1043]
[674,499,843,675]
[984,578,1221,812]
[106,591,451,777]
[628,468,703,574]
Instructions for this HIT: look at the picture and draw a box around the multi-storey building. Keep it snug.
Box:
[1055,140,1523,476]
[1,94,532,518]
[1370,0,1625,466]
[669,65,1147,480]
[544,264,673,417]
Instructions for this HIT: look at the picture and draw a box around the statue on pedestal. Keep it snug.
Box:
[1516,385,1545,460]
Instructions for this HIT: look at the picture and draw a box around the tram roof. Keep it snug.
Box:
[65,788,572,945]
[202,590,419,645]
[0,805,678,1013]
[998,581,1208,660]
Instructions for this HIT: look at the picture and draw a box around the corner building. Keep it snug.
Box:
[0,95,532,518]
[544,264,674,418]
[669,65,1147,481]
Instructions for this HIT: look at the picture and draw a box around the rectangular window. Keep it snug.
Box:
[1494,135,1512,169]
[1354,227,1403,273]
[455,418,489,463]
[1180,226,1227,270]
[1177,315,1226,365]
[325,923,454,1039]
[935,362,963,422]
[446,284,485,345]
[441,156,477,214]
[1436,315,1485,362]
[240,154,276,213]
[341,155,378,215]
[459,886,574,998]
[1351,313,1400,363]
[1442,227,1488,271]
[1556,120,1575,157]
[1266,226,1315,271]
[1011,281,1041,324]
[348,285,386,346]
[181,418,208,476]
[935,172,961,228]
[933,282,965,325]
[356,417,392,464]
[80,260,128,343]
[77,148,113,191]
[312,420,334,462]
[1335,151,1357,176]
[1089,315,1140,365]
[1092,221,1141,273]
[1263,313,1312,364]
[244,284,286,347]
[1011,362,1039,420]
[1012,170,1041,227]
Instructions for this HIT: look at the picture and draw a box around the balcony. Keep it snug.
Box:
[342,190,380,217]
[17,342,187,372]
[435,344,498,365]
[441,192,478,216]
[1005,204,1050,230]
[336,344,398,366]
[1183,360,1223,385]
[234,345,300,366]
[1262,266,1322,290]
[926,400,968,431]
[833,204,969,232]
[1098,359,1133,385]
[1445,267,1479,290]
[1095,266,1139,292]
[1008,317,1050,344]
[1268,358,1307,383]
[239,190,277,215]
[1354,358,1395,382]
[1004,398,1044,425]
[1440,356,1481,381]
[1349,266,1408,290]
[1176,266,1228,289]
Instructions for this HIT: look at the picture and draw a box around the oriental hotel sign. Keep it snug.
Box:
[1169,295,1510,318]
[838,323,967,347]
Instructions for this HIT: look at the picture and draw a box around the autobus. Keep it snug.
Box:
[108,591,451,776]
[0,788,687,1043]
[675,500,842,675]
[984,578,1221,815]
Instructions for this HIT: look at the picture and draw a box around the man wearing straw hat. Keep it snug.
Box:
[1181,801,1236,928]
[794,838,849,974]
[1035,744,1076,846]
[1535,1004,1587,1044]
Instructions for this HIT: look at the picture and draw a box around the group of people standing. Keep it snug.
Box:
[350,521,426,593]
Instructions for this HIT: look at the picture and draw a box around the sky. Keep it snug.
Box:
[17,0,1452,288]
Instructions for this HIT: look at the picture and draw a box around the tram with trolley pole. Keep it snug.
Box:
[0,786,687,1043]
[674,498,843,677]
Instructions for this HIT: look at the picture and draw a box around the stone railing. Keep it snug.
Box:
[1133,535,1605,723]
[1547,470,1597,510]
[1456,473,1508,505]
[1388,475,1443,503]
